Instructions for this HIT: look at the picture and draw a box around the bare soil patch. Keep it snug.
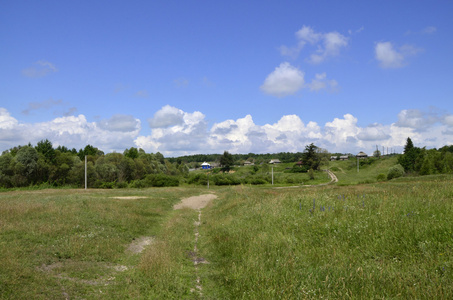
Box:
[126,236,154,254]
[173,194,217,210]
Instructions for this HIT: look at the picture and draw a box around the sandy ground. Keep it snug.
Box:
[173,194,218,210]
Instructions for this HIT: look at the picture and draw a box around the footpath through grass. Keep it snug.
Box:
[0,187,207,299]
[1,174,452,298]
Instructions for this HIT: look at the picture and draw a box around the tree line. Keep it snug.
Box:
[0,139,188,188]
[398,137,453,175]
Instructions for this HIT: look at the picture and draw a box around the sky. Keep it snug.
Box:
[1,1,453,157]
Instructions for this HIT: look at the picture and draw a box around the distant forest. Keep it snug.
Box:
[1,138,452,189]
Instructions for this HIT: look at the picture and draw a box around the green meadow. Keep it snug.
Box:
[1,163,452,299]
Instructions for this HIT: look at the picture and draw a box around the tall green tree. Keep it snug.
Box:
[35,139,56,164]
[220,151,234,172]
[302,143,322,170]
[398,137,421,172]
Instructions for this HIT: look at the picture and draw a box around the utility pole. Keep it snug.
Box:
[85,155,87,190]
[272,166,274,185]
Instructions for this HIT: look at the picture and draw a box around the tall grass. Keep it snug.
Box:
[200,176,453,298]
[2,176,452,298]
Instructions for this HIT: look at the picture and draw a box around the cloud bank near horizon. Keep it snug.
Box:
[1,106,452,157]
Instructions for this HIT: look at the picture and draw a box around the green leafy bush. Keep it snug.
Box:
[144,174,180,187]
[187,173,208,185]
[387,164,405,180]
[212,174,241,185]
[376,173,387,181]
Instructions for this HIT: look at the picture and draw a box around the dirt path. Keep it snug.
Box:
[173,194,217,210]
[173,194,217,296]
[274,169,338,189]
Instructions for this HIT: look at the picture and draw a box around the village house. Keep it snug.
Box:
[356,152,368,159]
[269,159,281,164]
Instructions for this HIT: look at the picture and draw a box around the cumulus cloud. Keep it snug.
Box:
[357,123,391,141]
[0,108,141,153]
[0,108,19,130]
[375,42,422,68]
[395,109,440,130]
[148,105,185,128]
[22,60,58,78]
[2,106,453,157]
[137,106,207,154]
[260,62,305,97]
[98,114,141,132]
[280,26,348,63]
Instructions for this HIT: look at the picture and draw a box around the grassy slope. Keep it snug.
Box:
[329,155,399,185]
[200,175,453,298]
[1,164,452,299]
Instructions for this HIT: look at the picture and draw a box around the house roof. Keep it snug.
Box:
[357,152,368,157]
[201,162,210,166]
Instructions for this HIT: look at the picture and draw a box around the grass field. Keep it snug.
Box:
[1,168,452,298]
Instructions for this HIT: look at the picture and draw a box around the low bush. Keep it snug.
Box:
[211,174,241,186]
[187,173,208,185]
[387,164,405,180]
[376,173,387,181]
[144,174,180,187]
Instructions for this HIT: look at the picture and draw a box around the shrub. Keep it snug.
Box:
[144,174,179,187]
[212,174,241,186]
[376,173,387,181]
[129,180,146,188]
[115,181,128,188]
[387,164,405,180]
[187,173,208,185]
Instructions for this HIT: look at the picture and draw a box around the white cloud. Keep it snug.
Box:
[148,105,185,128]
[98,115,141,132]
[1,106,452,157]
[443,115,453,126]
[357,123,390,141]
[307,73,338,92]
[375,42,422,69]
[280,26,348,63]
[308,31,348,64]
[137,106,208,154]
[375,42,404,68]
[0,108,19,130]
[260,62,305,97]
[0,109,141,153]
[22,60,58,78]
[395,109,439,130]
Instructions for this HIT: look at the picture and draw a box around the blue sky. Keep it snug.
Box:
[1,1,453,156]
